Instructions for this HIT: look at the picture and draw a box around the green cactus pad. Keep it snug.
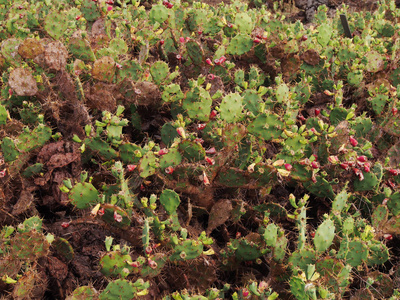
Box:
[100,205,131,229]
[169,239,203,261]
[159,148,182,169]
[139,151,157,178]
[367,240,389,266]
[161,122,179,147]
[182,86,212,122]
[16,124,52,152]
[149,4,169,24]
[44,11,68,40]
[150,61,169,85]
[160,189,180,215]
[141,253,167,278]
[186,40,204,66]
[248,113,284,141]
[179,140,206,162]
[99,279,137,300]
[219,93,243,123]
[80,0,101,21]
[288,248,316,272]
[317,23,332,47]
[100,250,134,277]
[69,182,99,209]
[67,286,98,300]
[263,223,278,247]
[289,277,307,300]
[242,89,263,115]
[85,137,118,160]
[314,218,335,253]
[1,137,20,162]
[53,237,75,261]
[342,239,368,267]
[387,192,400,216]
[234,12,254,34]
[11,231,50,262]
[226,34,253,56]
[68,37,96,61]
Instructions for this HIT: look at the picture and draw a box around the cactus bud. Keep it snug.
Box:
[284,163,292,171]
[363,162,370,173]
[315,108,320,116]
[210,110,217,119]
[165,166,174,174]
[311,161,319,169]
[194,138,204,144]
[202,171,210,185]
[340,162,349,170]
[148,259,158,269]
[392,107,398,115]
[253,37,261,43]
[389,169,399,176]
[179,37,185,43]
[357,155,367,162]
[127,164,137,172]
[176,127,186,138]
[353,168,364,181]
[107,6,113,11]
[145,246,152,255]
[197,123,206,130]
[158,148,169,156]
[205,147,216,154]
[206,157,215,165]
[114,211,123,222]
[207,74,215,80]
[167,2,173,8]
[76,15,81,20]
[176,54,182,60]
[242,288,250,297]
[160,39,165,45]
[219,56,226,64]
[301,35,308,41]
[61,222,70,228]
[349,136,358,147]
[384,234,393,241]
[310,232,315,238]
[206,58,213,65]
[98,208,105,216]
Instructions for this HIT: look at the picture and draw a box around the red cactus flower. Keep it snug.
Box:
[165,166,174,174]
[176,54,182,60]
[311,161,319,169]
[340,162,349,170]
[97,208,105,216]
[158,148,169,156]
[207,74,215,80]
[76,15,81,20]
[363,163,370,173]
[389,169,399,176]
[166,2,173,8]
[253,37,261,43]
[219,56,226,64]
